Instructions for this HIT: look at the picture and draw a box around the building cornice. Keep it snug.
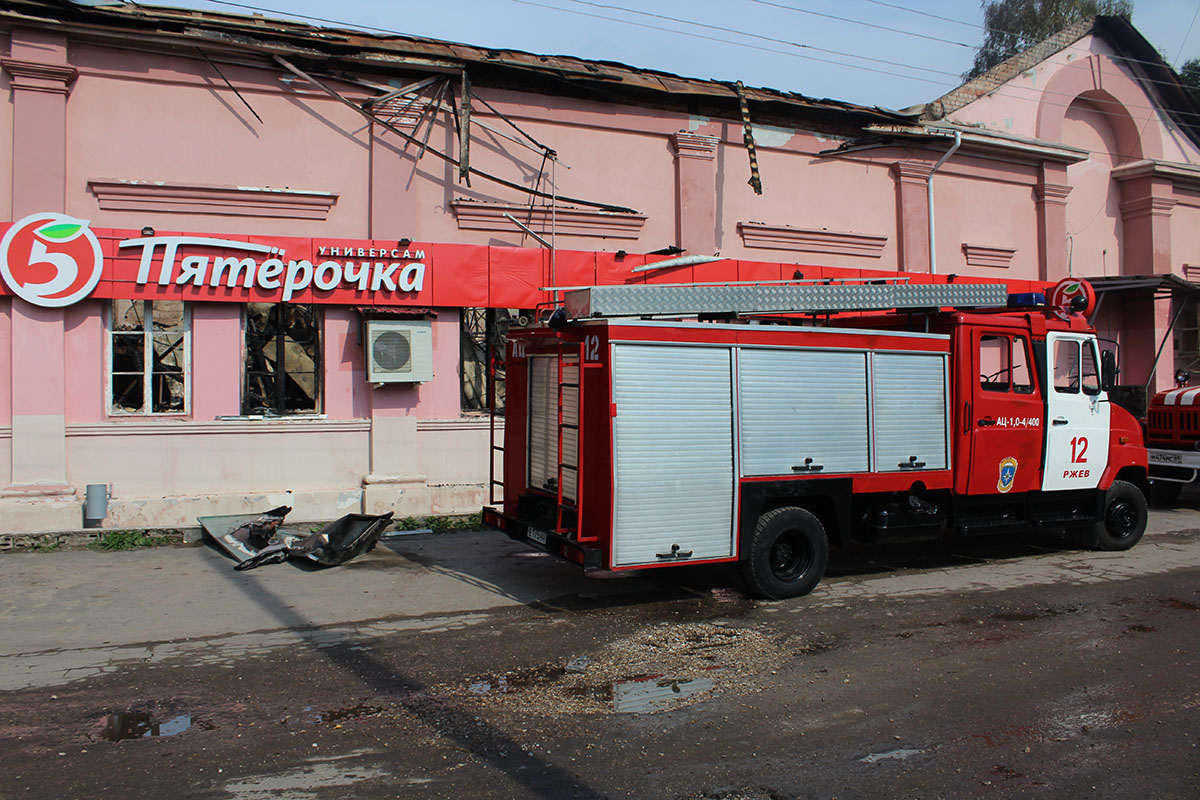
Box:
[738,222,887,258]
[1111,159,1200,190]
[450,199,647,240]
[88,180,339,220]
[1,58,77,94]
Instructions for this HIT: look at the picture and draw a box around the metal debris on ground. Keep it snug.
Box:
[446,622,783,715]
[199,507,394,571]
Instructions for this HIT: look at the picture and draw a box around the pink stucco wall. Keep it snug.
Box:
[67,43,372,239]
[5,16,1200,528]
[0,298,11,427]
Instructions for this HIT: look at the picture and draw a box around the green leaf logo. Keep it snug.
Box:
[35,221,83,241]
[1064,282,1081,294]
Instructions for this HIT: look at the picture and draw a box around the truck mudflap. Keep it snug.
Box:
[481,506,604,570]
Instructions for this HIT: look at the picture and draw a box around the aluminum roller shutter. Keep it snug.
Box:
[872,352,948,471]
[527,355,578,501]
[611,344,734,566]
[738,348,869,476]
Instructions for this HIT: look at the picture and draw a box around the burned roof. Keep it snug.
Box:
[0,0,914,133]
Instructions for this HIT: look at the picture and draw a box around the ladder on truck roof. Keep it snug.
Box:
[561,279,1010,319]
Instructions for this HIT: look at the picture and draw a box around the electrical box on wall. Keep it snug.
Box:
[365,320,434,383]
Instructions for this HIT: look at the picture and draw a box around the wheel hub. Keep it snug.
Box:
[769,533,812,580]
[1107,500,1136,538]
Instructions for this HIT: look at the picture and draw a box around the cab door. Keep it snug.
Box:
[1041,332,1109,491]
[967,331,1044,494]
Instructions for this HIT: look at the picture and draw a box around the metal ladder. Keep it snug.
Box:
[487,322,504,506]
[554,346,581,539]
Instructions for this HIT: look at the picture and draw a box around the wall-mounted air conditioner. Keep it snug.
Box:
[365,320,434,383]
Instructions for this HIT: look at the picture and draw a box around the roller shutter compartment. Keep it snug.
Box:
[739,348,870,476]
[872,352,948,472]
[611,344,734,567]
[527,355,579,502]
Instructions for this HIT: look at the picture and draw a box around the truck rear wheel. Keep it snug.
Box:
[740,507,829,600]
[1069,480,1147,551]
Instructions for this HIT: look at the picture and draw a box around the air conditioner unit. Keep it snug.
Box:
[365,320,433,383]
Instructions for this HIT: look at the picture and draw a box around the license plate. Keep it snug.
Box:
[528,528,548,546]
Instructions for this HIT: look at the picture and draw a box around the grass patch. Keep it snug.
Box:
[30,539,62,553]
[90,530,176,551]
[395,512,483,534]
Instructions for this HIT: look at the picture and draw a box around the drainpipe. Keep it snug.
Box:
[927,130,961,276]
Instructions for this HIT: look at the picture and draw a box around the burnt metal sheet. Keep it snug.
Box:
[199,507,395,570]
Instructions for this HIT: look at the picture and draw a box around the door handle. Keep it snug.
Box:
[1052,417,1069,426]
[792,458,824,473]
[977,416,996,427]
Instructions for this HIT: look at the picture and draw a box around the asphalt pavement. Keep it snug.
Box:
[2,505,1199,798]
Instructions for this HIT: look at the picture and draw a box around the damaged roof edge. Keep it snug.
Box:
[5,0,916,126]
[820,124,1092,163]
[916,15,1200,151]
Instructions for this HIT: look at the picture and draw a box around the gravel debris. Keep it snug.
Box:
[441,622,783,715]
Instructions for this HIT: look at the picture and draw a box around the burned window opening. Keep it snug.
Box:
[109,299,188,415]
[461,307,513,415]
[243,303,321,415]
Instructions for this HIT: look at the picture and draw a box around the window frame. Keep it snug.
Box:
[106,299,191,417]
[979,333,1034,395]
[241,302,323,417]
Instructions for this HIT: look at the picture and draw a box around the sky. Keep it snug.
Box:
[160,0,1200,110]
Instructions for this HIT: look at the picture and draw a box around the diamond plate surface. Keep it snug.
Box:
[564,282,1008,318]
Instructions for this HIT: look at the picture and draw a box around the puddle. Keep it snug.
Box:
[611,675,716,713]
[860,748,923,763]
[101,712,196,741]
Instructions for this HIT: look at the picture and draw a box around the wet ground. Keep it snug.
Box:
[2,516,1199,798]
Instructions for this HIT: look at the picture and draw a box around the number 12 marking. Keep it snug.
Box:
[1070,436,1089,463]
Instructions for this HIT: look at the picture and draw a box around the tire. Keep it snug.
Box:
[739,506,829,600]
[1070,480,1148,551]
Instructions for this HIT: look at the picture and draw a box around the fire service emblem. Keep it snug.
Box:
[997,457,1018,494]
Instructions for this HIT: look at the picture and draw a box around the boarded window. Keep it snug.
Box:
[109,300,188,415]
[243,303,321,415]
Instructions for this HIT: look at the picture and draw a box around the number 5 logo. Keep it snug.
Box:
[0,213,104,308]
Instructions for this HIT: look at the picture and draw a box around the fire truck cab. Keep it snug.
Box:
[482,280,1148,599]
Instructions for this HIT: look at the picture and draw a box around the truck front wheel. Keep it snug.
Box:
[1070,479,1148,551]
[740,507,829,600]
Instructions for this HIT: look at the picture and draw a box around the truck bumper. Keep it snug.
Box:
[481,506,604,571]
[1147,448,1200,483]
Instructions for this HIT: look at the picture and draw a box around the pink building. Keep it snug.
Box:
[1,4,1198,531]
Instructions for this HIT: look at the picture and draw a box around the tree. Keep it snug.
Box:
[966,0,1134,79]
[1180,58,1200,103]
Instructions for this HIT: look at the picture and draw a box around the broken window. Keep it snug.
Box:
[461,307,508,414]
[109,299,188,415]
[243,303,321,415]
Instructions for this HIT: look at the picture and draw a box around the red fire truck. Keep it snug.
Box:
[1145,379,1200,502]
[482,279,1149,599]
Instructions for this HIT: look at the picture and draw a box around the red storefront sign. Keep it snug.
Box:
[0,214,1041,310]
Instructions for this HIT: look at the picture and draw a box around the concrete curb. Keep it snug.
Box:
[0,527,200,552]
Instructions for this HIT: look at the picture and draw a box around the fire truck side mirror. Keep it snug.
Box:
[1101,349,1117,392]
